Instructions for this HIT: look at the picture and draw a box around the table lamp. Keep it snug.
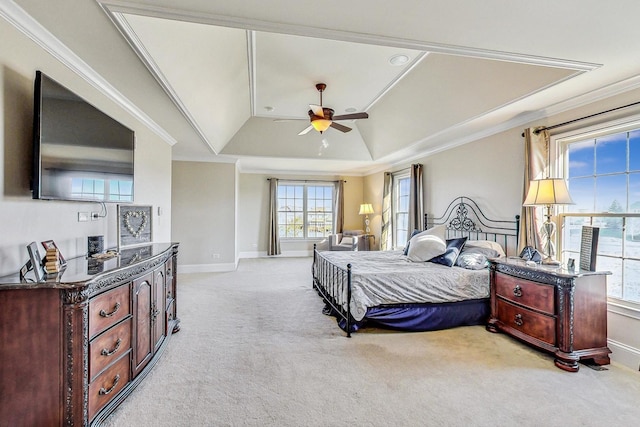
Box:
[523,178,574,265]
[358,203,374,233]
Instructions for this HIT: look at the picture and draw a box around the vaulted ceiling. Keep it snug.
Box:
[7,1,640,175]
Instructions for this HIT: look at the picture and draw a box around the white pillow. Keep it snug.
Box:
[464,240,506,257]
[339,236,354,246]
[407,234,447,262]
[415,224,446,241]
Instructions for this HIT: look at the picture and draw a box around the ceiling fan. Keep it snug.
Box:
[298,83,369,135]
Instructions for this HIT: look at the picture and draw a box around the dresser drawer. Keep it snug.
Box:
[496,299,556,346]
[89,317,132,381]
[88,352,130,421]
[89,284,131,338]
[494,272,554,315]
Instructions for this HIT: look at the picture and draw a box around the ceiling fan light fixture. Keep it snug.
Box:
[311,118,332,133]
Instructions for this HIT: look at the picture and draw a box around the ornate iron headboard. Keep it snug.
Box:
[424,196,520,256]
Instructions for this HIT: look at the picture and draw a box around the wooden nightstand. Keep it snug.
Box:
[487,257,611,372]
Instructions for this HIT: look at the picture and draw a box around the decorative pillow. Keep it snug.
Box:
[464,240,506,257]
[406,234,447,262]
[429,237,468,267]
[403,229,421,255]
[339,236,354,246]
[459,245,501,259]
[455,252,490,270]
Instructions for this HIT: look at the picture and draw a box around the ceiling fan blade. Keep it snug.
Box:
[330,122,352,133]
[309,104,324,117]
[298,125,314,135]
[332,112,369,121]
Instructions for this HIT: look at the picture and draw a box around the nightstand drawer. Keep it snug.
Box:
[497,299,555,345]
[494,272,554,315]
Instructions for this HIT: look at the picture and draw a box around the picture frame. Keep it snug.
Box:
[41,240,66,265]
[117,205,153,248]
[26,241,44,282]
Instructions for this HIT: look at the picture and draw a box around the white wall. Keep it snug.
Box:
[0,19,172,277]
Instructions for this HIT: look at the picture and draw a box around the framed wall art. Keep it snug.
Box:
[117,205,153,248]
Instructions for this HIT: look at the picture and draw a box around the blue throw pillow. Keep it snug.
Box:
[429,237,468,267]
[403,229,421,255]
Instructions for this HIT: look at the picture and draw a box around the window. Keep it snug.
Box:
[277,183,334,239]
[556,120,640,303]
[393,174,410,249]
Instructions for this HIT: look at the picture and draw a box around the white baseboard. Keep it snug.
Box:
[608,339,640,371]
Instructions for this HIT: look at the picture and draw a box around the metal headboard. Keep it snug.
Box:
[424,196,520,256]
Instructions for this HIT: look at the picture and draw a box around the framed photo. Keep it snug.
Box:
[27,241,44,282]
[41,240,66,265]
[117,205,153,248]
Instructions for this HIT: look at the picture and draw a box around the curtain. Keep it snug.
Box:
[518,127,548,254]
[408,164,424,234]
[380,172,393,251]
[334,180,344,234]
[267,178,281,256]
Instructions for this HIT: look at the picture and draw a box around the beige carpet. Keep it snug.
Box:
[103,257,640,426]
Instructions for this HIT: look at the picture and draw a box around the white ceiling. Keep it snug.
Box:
[8,0,640,175]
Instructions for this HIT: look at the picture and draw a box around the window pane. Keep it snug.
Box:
[567,177,594,213]
[595,175,627,212]
[598,218,623,257]
[599,256,622,298]
[630,173,640,211]
[563,217,585,253]
[626,217,640,258]
[568,139,594,178]
[624,260,640,302]
[630,130,640,172]
[595,133,626,175]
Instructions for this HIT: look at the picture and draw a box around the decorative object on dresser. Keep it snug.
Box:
[487,257,611,372]
[313,196,520,336]
[523,178,574,265]
[358,203,374,233]
[0,243,179,426]
[24,241,44,282]
[117,205,152,248]
[579,225,600,271]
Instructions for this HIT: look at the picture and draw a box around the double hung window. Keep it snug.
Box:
[393,174,410,249]
[556,119,640,303]
[277,182,334,239]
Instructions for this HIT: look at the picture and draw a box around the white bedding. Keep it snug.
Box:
[317,250,490,321]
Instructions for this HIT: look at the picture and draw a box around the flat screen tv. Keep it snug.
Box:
[32,71,135,202]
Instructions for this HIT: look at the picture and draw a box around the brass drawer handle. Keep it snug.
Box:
[99,302,121,318]
[98,374,120,396]
[514,314,524,326]
[513,285,523,297]
[100,338,122,357]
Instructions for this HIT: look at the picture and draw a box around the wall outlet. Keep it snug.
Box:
[78,212,89,222]
[91,212,100,221]
[212,253,220,259]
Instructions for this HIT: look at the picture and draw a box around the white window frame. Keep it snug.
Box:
[551,113,640,312]
[276,182,335,240]
[392,172,410,249]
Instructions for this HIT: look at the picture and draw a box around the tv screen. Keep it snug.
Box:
[32,71,135,202]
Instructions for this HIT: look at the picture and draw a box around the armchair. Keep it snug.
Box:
[326,229,366,251]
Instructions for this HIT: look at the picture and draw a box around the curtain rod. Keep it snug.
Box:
[267,178,346,183]
[521,100,640,137]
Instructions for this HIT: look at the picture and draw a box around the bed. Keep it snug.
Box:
[312,196,520,336]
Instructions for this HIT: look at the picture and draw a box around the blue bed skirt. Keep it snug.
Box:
[326,298,490,333]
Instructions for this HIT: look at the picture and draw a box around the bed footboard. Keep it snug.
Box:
[312,247,353,337]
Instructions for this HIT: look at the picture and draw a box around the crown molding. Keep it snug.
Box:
[0,0,177,146]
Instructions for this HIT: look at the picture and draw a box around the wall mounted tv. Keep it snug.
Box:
[32,71,135,202]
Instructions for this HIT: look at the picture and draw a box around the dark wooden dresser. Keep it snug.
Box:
[0,243,179,426]
[487,257,610,372]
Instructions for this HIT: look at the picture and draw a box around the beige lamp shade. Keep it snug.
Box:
[358,203,374,215]
[523,178,574,206]
[311,118,332,133]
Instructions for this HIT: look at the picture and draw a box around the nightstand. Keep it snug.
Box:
[487,257,611,372]
[361,234,375,251]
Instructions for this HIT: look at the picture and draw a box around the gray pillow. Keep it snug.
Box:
[455,252,489,270]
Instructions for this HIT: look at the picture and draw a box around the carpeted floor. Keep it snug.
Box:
[102,257,640,426]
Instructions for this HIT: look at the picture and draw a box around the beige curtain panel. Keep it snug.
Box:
[268,178,281,256]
